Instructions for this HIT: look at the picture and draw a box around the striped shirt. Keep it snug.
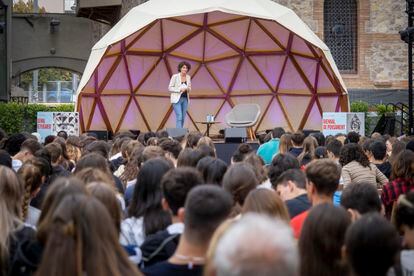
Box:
[341,161,388,188]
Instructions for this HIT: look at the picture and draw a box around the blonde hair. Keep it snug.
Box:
[279,134,292,154]
[0,166,24,271]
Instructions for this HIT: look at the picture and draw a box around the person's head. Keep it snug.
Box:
[299,204,351,276]
[17,162,43,220]
[314,146,327,159]
[197,136,216,153]
[326,139,343,160]
[44,142,63,165]
[129,158,173,235]
[297,136,317,163]
[274,169,307,201]
[111,136,132,157]
[406,140,414,152]
[84,140,110,159]
[0,150,12,168]
[184,131,202,149]
[196,156,228,185]
[74,167,115,188]
[0,166,24,263]
[159,138,182,160]
[243,153,267,184]
[37,177,87,239]
[369,140,387,161]
[178,61,191,74]
[140,146,165,166]
[87,182,122,234]
[339,143,370,168]
[182,185,233,248]
[177,148,204,167]
[310,132,325,146]
[268,153,300,188]
[74,153,112,176]
[213,214,298,276]
[156,130,169,139]
[143,131,156,146]
[270,127,285,139]
[15,138,42,161]
[197,144,216,158]
[57,130,68,140]
[231,143,253,163]
[394,192,414,249]
[389,140,407,165]
[340,183,382,220]
[222,163,258,214]
[371,132,382,140]
[291,131,305,147]
[346,131,360,144]
[345,213,400,276]
[36,194,141,276]
[242,189,290,223]
[44,135,56,145]
[386,137,398,153]
[306,159,341,202]
[279,133,293,154]
[3,133,27,156]
[390,149,414,180]
[161,167,203,216]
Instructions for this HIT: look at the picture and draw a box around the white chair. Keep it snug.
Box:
[225,104,261,140]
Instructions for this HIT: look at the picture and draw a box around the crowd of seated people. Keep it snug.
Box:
[0,127,413,276]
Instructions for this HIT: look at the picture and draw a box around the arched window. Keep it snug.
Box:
[324,0,358,73]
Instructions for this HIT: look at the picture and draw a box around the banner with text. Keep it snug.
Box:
[37,112,79,142]
[322,112,365,136]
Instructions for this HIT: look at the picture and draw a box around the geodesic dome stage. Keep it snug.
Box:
[76,0,349,135]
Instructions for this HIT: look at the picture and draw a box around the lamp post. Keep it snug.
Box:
[401,0,414,135]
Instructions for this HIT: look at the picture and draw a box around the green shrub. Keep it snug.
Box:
[0,103,75,134]
[350,101,369,113]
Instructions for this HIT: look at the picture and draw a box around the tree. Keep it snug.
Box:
[13,0,46,13]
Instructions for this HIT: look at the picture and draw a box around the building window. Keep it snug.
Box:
[324,0,358,73]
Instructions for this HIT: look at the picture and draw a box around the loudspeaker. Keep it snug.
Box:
[87,130,109,141]
[303,130,321,137]
[166,128,188,138]
[224,128,247,143]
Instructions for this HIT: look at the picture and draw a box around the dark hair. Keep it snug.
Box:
[0,150,12,168]
[314,146,327,159]
[177,148,204,167]
[326,139,343,158]
[186,131,202,148]
[74,153,111,175]
[184,185,232,246]
[197,144,216,158]
[57,130,68,140]
[84,140,110,159]
[346,131,360,144]
[391,149,414,180]
[140,146,165,165]
[36,194,141,276]
[3,133,27,156]
[44,135,56,145]
[310,132,326,146]
[44,142,63,163]
[345,213,400,276]
[177,61,191,72]
[268,153,300,188]
[128,158,173,236]
[395,191,414,230]
[299,204,350,276]
[196,156,228,185]
[306,159,341,196]
[231,143,253,162]
[370,140,387,161]
[161,167,203,215]
[143,131,157,146]
[275,169,307,189]
[222,163,258,208]
[159,139,182,159]
[389,141,407,165]
[156,130,169,139]
[339,143,370,168]
[271,127,285,139]
[291,131,305,146]
[340,183,382,214]
[243,153,267,183]
[21,139,42,155]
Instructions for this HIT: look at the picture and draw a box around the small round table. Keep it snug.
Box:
[195,121,221,137]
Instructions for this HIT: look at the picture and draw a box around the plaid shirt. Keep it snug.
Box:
[381,178,414,217]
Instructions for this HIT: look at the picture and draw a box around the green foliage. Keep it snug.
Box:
[375,104,394,116]
[19,69,74,90]
[13,0,46,13]
[350,101,369,113]
[0,103,74,134]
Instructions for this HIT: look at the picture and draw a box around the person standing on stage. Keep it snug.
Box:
[169,61,192,129]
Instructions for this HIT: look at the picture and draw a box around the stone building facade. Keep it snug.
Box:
[119,0,408,103]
